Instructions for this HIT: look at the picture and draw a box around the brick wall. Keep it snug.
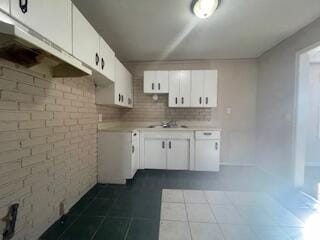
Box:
[0,62,98,240]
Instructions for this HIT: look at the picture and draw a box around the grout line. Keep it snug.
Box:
[123,218,133,240]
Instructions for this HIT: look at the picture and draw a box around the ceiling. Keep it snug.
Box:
[73,0,320,62]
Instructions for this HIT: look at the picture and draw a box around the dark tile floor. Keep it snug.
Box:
[40,166,319,240]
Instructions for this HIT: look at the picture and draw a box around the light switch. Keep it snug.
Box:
[226,107,232,115]
[98,114,103,122]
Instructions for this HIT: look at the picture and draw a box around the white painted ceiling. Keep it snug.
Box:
[72,0,320,62]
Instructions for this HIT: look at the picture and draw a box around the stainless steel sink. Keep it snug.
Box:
[147,125,188,129]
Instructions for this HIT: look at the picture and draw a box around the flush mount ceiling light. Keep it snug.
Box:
[192,0,219,19]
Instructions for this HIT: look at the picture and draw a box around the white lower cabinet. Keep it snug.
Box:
[98,131,139,184]
[195,131,220,171]
[142,132,194,170]
[167,139,189,170]
[144,139,167,169]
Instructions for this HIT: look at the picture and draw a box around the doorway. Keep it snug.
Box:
[294,43,320,200]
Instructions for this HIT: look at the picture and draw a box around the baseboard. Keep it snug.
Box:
[305,162,320,167]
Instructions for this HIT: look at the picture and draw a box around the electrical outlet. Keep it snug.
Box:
[226,107,232,115]
[98,114,103,122]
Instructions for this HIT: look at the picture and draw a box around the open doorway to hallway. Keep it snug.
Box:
[295,44,320,200]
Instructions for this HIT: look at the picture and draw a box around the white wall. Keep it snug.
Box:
[127,60,258,166]
[306,63,320,166]
[256,17,320,184]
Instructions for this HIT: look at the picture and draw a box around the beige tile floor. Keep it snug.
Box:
[159,189,308,240]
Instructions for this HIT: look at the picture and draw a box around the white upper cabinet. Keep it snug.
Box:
[0,0,9,13]
[11,0,73,53]
[169,70,191,107]
[99,37,115,82]
[144,71,169,94]
[96,57,133,108]
[72,5,100,70]
[204,70,218,107]
[191,70,218,108]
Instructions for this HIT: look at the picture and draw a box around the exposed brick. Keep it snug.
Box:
[0,121,18,131]
[22,153,46,167]
[31,112,53,120]
[1,91,33,102]
[21,137,46,148]
[19,120,45,129]
[0,140,19,152]
[30,128,53,138]
[2,68,34,85]
[0,148,30,164]
[0,78,17,90]
[0,111,30,121]
[32,144,52,155]
[18,83,45,96]
[20,103,45,111]
[46,104,63,112]
[46,120,63,127]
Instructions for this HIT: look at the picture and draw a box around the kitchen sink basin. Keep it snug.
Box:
[147,125,188,129]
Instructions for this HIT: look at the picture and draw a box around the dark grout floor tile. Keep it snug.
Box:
[82,198,113,217]
[125,218,159,240]
[92,217,130,240]
[68,196,94,216]
[59,216,103,240]
[39,215,78,240]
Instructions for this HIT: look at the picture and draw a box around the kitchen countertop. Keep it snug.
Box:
[98,124,221,132]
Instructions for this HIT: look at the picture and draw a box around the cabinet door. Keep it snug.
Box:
[144,71,156,93]
[191,70,204,107]
[167,139,189,170]
[125,69,133,108]
[99,37,115,81]
[179,70,191,107]
[73,5,100,70]
[204,70,218,107]
[114,58,124,105]
[131,132,139,177]
[195,140,220,171]
[168,71,181,107]
[0,0,9,13]
[144,139,166,169]
[11,0,73,53]
[156,71,169,93]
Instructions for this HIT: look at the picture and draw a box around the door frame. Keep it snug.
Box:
[293,41,320,187]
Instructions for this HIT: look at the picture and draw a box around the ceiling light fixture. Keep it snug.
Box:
[193,0,219,19]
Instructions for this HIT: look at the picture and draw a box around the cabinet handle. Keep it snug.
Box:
[199,97,202,104]
[175,97,178,105]
[204,132,212,136]
[169,141,172,149]
[121,95,124,102]
[19,0,28,14]
[118,94,121,102]
[95,53,100,66]
[181,97,184,105]
[206,97,209,104]
[152,83,154,90]
[101,58,105,70]
[215,142,219,150]
[132,145,135,153]
[158,83,160,90]
[162,141,165,149]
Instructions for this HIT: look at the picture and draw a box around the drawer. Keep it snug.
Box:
[195,131,220,139]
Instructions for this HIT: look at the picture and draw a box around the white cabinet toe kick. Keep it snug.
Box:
[98,129,221,184]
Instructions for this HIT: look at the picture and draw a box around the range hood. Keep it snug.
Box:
[0,17,91,78]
